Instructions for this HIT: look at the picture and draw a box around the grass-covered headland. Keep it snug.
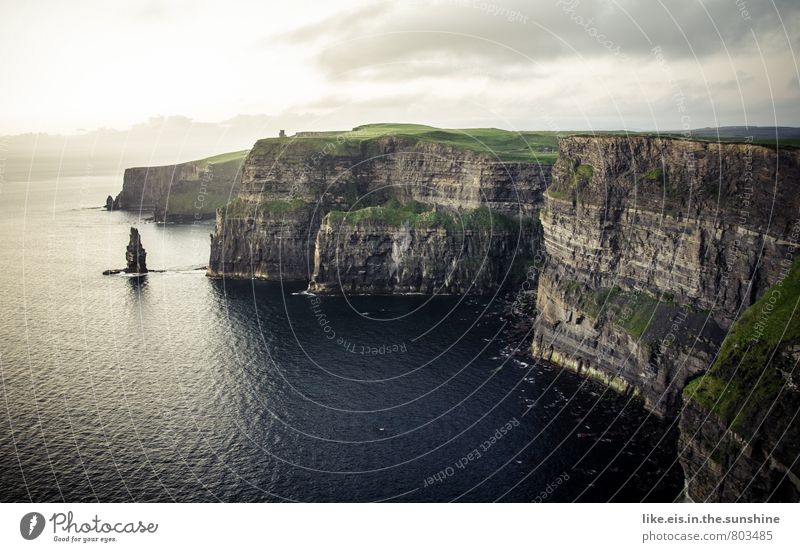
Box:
[256,123,561,163]
[684,257,800,431]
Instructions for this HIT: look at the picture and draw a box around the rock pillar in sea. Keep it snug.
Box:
[125,227,148,273]
[105,195,115,210]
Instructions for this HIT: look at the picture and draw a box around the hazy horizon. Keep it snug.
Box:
[1,0,799,137]
[3,115,797,179]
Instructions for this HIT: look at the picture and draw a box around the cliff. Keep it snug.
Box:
[114,150,248,222]
[204,126,799,500]
[680,256,800,501]
[308,204,537,294]
[531,135,800,416]
[207,125,552,287]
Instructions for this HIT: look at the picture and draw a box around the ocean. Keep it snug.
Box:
[0,161,683,502]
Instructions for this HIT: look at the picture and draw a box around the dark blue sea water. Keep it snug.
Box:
[0,163,683,502]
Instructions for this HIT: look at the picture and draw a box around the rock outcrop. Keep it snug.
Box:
[679,256,800,502]
[308,207,536,294]
[125,227,148,274]
[531,136,800,416]
[113,151,247,222]
[207,132,551,288]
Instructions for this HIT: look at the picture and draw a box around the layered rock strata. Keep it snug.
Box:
[114,152,246,222]
[531,136,800,416]
[679,256,800,502]
[207,135,550,287]
[308,208,536,294]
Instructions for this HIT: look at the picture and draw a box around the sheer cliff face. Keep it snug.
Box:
[235,137,547,214]
[207,136,550,285]
[679,256,800,502]
[308,215,535,295]
[116,156,244,222]
[532,136,800,416]
[680,394,800,502]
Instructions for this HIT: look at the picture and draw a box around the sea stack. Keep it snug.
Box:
[105,195,115,210]
[125,227,148,274]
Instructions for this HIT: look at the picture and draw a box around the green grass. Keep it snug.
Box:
[749,137,800,148]
[544,188,572,201]
[327,200,531,233]
[162,190,233,215]
[202,149,249,165]
[660,134,800,149]
[327,200,430,227]
[219,126,800,176]
[616,292,665,338]
[544,161,594,201]
[253,123,561,163]
[576,163,594,178]
[643,168,663,181]
[561,281,673,338]
[684,257,800,429]
[156,150,247,217]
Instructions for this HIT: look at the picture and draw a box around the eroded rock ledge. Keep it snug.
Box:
[207,132,551,292]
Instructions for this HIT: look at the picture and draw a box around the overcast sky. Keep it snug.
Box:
[1,0,798,136]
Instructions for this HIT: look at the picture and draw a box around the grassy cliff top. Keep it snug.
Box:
[564,131,800,149]
[255,123,561,163]
[202,149,250,165]
[249,124,799,165]
[326,199,531,233]
[684,257,800,431]
[128,148,250,171]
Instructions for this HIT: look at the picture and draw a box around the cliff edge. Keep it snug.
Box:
[531,135,800,416]
[207,125,553,292]
[680,256,800,501]
[114,150,248,222]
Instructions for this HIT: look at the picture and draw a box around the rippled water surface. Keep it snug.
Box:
[0,166,683,502]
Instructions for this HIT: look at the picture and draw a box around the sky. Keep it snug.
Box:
[1,0,799,138]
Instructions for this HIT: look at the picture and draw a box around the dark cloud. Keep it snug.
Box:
[281,0,800,81]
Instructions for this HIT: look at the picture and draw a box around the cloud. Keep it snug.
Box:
[281,0,800,81]
[2,0,798,133]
